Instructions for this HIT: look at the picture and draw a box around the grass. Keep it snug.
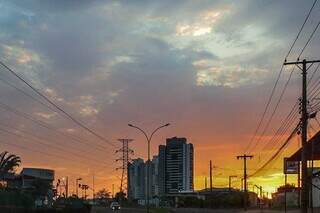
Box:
[150,208,170,213]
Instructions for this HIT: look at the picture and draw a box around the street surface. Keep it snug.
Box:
[91,207,320,213]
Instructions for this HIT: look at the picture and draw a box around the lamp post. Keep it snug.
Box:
[128,123,170,213]
[76,178,82,198]
[229,175,237,191]
[61,177,69,198]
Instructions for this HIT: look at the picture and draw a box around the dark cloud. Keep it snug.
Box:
[8,0,107,13]
[0,0,317,191]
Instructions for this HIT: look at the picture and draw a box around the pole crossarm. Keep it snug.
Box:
[284,60,320,71]
[284,60,320,65]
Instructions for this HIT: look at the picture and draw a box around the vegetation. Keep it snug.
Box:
[177,193,244,208]
[151,208,170,213]
[94,188,110,199]
[277,184,296,193]
[114,191,127,204]
[0,190,33,208]
[0,151,21,180]
[31,178,52,201]
[94,188,110,206]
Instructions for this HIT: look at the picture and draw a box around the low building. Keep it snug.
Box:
[272,185,299,208]
[6,168,55,207]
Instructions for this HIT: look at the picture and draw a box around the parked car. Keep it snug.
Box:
[110,201,121,211]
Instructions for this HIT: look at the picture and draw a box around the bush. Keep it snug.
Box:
[0,190,33,208]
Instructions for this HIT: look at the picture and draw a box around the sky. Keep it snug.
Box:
[0,0,320,196]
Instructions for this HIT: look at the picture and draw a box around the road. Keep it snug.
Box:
[91,207,308,213]
[91,207,145,213]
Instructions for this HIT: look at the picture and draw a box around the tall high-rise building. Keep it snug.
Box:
[128,137,194,202]
[128,158,145,200]
[165,137,194,194]
[158,145,166,196]
[128,157,160,201]
[151,155,159,197]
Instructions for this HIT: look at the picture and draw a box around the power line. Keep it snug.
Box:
[0,69,113,152]
[307,63,320,86]
[0,61,117,148]
[248,67,295,153]
[252,103,299,171]
[0,121,96,156]
[250,124,299,177]
[0,100,112,156]
[0,137,98,170]
[0,77,59,113]
[258,104,299,154]
[244,0,317,153]
[298,20,320,59]
[286,0,318,59]
[0,124,109,166]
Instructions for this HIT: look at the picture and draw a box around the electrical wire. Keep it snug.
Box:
[0,61,117,148]
[244,0,317,153]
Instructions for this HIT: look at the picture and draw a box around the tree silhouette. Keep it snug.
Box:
[0,151,21,180]
[95,188,110,200]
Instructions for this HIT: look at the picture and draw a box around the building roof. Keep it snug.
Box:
[21,168,54,181]
[287,131,320,161]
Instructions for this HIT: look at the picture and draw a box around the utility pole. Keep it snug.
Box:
[229,175,237,191]
[116,139,134,201]
[204,176,207,189]
[112,184,115,198]
[66,176,69,198]
[285,173,287,213]
[241,178,244,191]
[93,173,95,204]
[284,59,320,213]
[76,178,82,198]
[209,160,213,192]
[237,154,253,211]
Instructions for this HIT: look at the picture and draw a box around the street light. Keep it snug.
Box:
[76,178,82,198]
[128,123,170,213]
[228,175,237,191]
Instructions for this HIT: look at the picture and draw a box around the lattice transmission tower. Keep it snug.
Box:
[115,139,134,193]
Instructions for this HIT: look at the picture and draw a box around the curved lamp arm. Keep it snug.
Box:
[149,123,170,142]
[128,124,149,142]
[128,123,170,142]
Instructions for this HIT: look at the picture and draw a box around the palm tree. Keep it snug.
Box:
[0,151,21,180]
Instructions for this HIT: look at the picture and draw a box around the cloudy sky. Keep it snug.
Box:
[1,0,320,194]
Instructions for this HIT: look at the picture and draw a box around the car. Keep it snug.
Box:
[110,201,121,211]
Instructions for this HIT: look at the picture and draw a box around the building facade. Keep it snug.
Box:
[128,158,145,200]
[158,145,166,197]
[5,168,55,206]
[128,137,194,202]
[165,137,194,193]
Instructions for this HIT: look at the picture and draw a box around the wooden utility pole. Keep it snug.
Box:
[112,184,115,198]
[66,176,69,198]
[285,173,287,213]
[284,59,320,213]
[237,154,253,211]
[210,160,213,192]
[205,177,207,189]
